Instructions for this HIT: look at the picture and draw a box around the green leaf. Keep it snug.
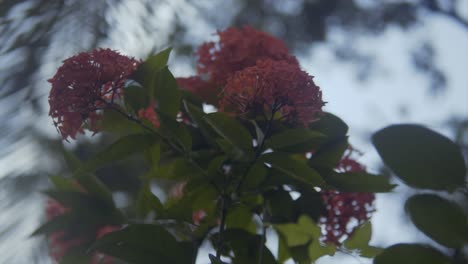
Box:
[309,112,348,138]
[260,152,324,187]
[308,136,348,168]
[226,204,257,234]
[153,67,181,118]
[209,254,229,264]
[155,158,203,180]
[124,85,150,113]
[183,100,217,146]
[372,124,466,192]
[49,175,81,192]
[266,128,325,153]
[308,241,336,262]
[405,194,468,248]
[31,214,74,236]
[275,215,321,247]
[81,134,157,173]
[136,183,163,218]
[99,108,144,135]
[373,244,452,264]
[219,229,277,264]
[345,222,372,249]
[326,172,396,192]
[242,161,268,190]
[73,174,115,210]
[204,112,254,154]
[265,189,295,223]
[132,47,172,85]
[90,224,195,264]
[158,112,192,151]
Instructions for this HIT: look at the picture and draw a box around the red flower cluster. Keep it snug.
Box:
[46,199,119,263]
[197,26,298,85]
[221,59,324,125]
[320,156,376,245]
[48,49,140,141]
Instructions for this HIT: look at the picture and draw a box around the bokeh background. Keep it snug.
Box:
[0,0,467,263]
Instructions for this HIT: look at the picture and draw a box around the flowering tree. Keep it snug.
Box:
[34,27,467,264]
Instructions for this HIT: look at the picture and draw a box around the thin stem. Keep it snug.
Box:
[216,194,229,259]
[257,225,267,264]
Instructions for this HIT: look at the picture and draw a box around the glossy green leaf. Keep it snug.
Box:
[90,224,195,264]
[405,194,468,248]
[260,152,324,187]
[266,128,325,152]
[373,244,451,264]
[204,112,253,153]
[81,134,157,173]
[372,124,466,192]
[308,136,348,168]
[326,172,396,192]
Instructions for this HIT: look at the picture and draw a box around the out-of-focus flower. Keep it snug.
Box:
[176,76,219,105]
[197,26,298,85]
[48,48,140,140]
[220,59,324,125]
[45,199,119,263]
[320,155,376,245]
[192,210,207,225]
[138,100,160,128]
[169,181,187,200]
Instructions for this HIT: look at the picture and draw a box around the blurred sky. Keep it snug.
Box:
[1,0,467,263]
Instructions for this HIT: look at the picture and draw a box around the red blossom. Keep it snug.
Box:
[138,100,160,128]
[48,48,140,141]
[220,59,324,125]
[176,76,219,105]
[45,199,119,263]
[197,26,298,85]
[192,210,207,225]
[320,155,376,245]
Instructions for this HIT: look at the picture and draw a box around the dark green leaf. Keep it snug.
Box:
[373,244,451,264]
[82,134,157,173]
[183,100,217,146]
[309,112,348,139]
[124,85,149,113]
[132,47,172,85]
[209,254,229,264]
[405,194,468,248]
[226,204,256,234]
[159,112,192,151]
[220,229,277,264]
[372,124,466,192]
[73,174,115,210]
[308,136,348,168]
[90,224,195,264]
[99,109,144,135]
[31,214,74,236]
[265,189,295,223]
[260,152,324,187]
[266,128,325,153]
[243,162,268,190]
[136,183,163,218]
[326,172,396,192]
[153,67,181,118]
[204,112,253,153]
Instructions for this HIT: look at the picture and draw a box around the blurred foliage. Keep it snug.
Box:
[0,0,467,263]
